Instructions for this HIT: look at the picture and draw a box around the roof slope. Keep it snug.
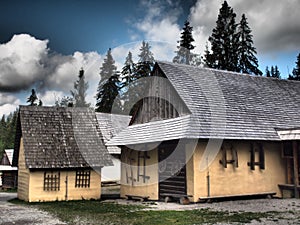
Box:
[96,113,131,154]
[108,61,300,145]
[13,106,113,169]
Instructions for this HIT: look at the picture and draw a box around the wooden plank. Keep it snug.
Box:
[125,195,149,202]
[293,141,299,198]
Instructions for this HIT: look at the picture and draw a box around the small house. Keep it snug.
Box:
[108,61,300,202]
[0,149,18,188]
[12,106,112,202]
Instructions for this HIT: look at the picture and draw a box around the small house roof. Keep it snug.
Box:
[108,61,300,145]
[13,106,113,169]
[96,113,131,154]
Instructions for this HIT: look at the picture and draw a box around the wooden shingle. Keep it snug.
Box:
[13,106,113,169]
[108,61,300,145]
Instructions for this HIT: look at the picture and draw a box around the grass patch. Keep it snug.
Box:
[0,187,17,193]
[9,199,284,225]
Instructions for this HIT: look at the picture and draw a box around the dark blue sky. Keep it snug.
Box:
[0,0,196,54]
[1,0,299,114]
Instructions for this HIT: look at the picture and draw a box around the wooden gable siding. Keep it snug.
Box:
[17,138,30,201]
[1,153,10,165]
[131,67,190,125]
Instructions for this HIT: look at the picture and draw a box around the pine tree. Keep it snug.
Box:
[265,66,271,77]
[95,49,121,113]
[173,21,198,65]
[0,108,18,158]
[55,96,74,107]
[136,41,155,78]
[121,51,136,87]
[71,68,90,107]
[273,66,281,79]
[121,52,137,114]
[206,1,238,71]
[203,43,215,68]
[27,89,38,106]
[270,65,281,79]
[237,14,262,75]
[288,53,300,81]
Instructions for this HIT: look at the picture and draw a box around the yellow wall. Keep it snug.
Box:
[120,148,159,200]
[17,138,102,202]
[120,140,286,203]
[192,140,286,202]
[27,170,101,202]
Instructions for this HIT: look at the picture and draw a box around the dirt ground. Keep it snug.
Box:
[1,191,300,225]
[0,192,65,225]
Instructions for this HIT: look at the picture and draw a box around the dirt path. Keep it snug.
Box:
[0,192,65,225]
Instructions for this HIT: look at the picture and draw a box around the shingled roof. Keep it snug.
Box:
[96,113,131,154]
[108,61,300,145]
[13,106,113,169]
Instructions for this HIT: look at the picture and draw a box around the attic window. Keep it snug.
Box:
[247,143,265,170]
[44,171,60,191]
[219,144,238,168]
[75,170,91,188]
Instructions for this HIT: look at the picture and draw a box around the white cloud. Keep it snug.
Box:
[0,34,103,109]
[0,93,20,115]
[0,34,49,91]
[134,0,182,45]
[0,93,17,106]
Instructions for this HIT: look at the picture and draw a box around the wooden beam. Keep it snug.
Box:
[293,141,299,198]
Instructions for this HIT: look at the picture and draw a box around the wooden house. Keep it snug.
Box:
[0,149,18,189]
[12,106,113,202]
[108,61,300,202]
[96,113,131,182]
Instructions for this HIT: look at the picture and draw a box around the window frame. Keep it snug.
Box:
[75,170,91,188]
[219,144,238,168]
[43,171,60,191]
[247,143,265,170]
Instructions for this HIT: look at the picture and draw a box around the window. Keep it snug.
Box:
[282,141,293,158]
[247,143,265,170]
[75,170,91,188]
[219,144,238,168]
[44,171,60,191]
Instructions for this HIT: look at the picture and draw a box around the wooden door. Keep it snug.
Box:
[158,140,187,198]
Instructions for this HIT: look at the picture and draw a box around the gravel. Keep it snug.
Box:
[1,192,300,224]
[104,198,300,224]
[0,192,65,225]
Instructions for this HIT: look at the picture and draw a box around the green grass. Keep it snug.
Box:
[0,187,17,193]
[9,199,287,225]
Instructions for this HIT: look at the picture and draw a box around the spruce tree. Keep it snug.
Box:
[206,1,238,71]
[173,21,198,65]
[265,66,271,77]
[121,51,137,114]
[136,41,155,78]
[55,96,74,107]
[27,89,38,106]
[122,51,136,86]
[237,14,262,75]
[0,109,18,158]
[270,65,281,79]
[203,43,215,68]
[71,68,90,107]
[95,49,121,113]
[288,53,300,80]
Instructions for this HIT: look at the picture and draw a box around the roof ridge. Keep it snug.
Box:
[156,61,299,83]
